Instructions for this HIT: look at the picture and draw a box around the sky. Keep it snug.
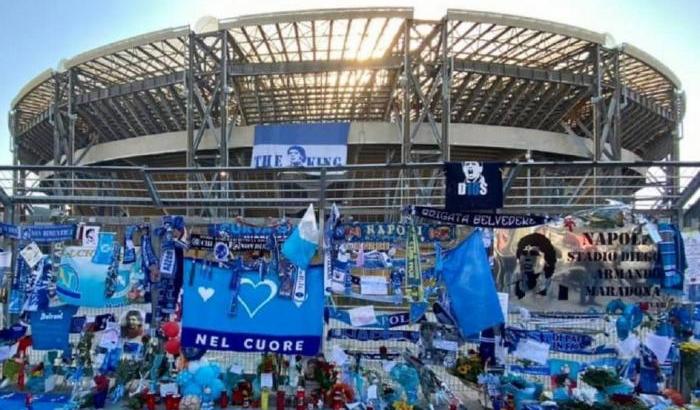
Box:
[0,0,698,169]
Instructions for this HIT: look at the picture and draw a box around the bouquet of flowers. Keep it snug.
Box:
[448,354,483,384]
[680,341,700,389]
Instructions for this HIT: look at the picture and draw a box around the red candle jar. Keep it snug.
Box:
[276,389,286,410]
[165,394,181,410]
[233,388,243,405]
[145,392,157,410]
[219,391,229,408]
[295,387,305,410]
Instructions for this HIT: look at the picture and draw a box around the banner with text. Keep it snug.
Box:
[493,223,662,312]
[411,206,547,228]
[338,222,455,243]
[251,123,349,168]
[182,259,324,355]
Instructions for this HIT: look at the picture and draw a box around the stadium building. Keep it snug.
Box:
[6,8,687,218]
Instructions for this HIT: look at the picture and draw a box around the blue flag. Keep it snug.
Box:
[443,230,504,336]
[182,259,324,356]
[92,232,117,265]
[282,204,319,269]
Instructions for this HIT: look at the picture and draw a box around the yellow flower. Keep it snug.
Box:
[393,400,413,410]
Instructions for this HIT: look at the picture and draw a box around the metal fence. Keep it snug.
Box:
[0,160,698,403]
[1,161,699,220]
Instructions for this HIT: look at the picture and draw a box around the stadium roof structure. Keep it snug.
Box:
[10,8,683,165]
[4,8,691,218]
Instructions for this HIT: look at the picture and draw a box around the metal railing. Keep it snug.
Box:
[0,161,698,220]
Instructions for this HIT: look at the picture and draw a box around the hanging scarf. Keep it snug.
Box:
[105,242,122,298]
[123,225,137,264]
[22,257,48,312]
[405,219,423,303]
[389,268,403,304]
[278,258,295,298]
[266,233,280,277]
[434,242,443,277]
[48,241,62,299]
[228,261,241,316]
[9,253,29,314]
[293,268,307,307]
[323,205,340,293]
[140,226,158,282]
[156,217,187,318]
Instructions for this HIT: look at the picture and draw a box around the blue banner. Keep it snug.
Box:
[0,223,76,243]
[57,247,137,307]
[327,328,420,343]
[505,328,599,354]
[182,259,324,355]
[208,223,292,241]
[411,206,547,228]
[251,122,349,168]
[339,222,455,243]
[326,307,418,329]
[0,223,20,238]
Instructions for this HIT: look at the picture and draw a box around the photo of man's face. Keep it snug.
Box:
[519,245,541,273]
[287,145,306,167]
[121,310,144,339]
[82,226,100,248]
[462,162,483,182]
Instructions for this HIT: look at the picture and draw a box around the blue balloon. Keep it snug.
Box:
[606,299,626,315]
[623,304,642,329]
[177,371,193,386]
[210,378,225,397]
[195,365,216,386]
[183,383,203,397]
[616,316,630,340]
[210,362,222,378]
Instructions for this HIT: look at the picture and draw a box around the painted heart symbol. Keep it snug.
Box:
[238,278,278,318]
[198,287,215,302]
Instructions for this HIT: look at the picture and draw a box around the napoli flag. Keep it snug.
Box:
[443,230,504,336]
[282,204,320,269]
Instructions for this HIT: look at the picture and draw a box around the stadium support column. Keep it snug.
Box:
[591,45,622,161]
[401,20,411,165]
[186,32,195,216]
[220,30,230,218]
[591,44,603,162]
[672,90,683,224]
[440,19,451,162]
[8,109,18,223]
[186,32,195,170]
[51,69,76,202]
[186,27,234,216]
